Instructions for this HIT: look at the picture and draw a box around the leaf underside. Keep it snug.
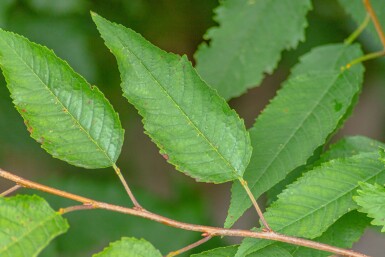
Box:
[0,29,124,169]
[195,0,312,100]
[236,152,385,256]
[226,43,364,228]
[92,13,252,183]
[354,182,385,232]
[0,195,68,257]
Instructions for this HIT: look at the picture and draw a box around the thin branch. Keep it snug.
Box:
[58,204,95,214]
[342,50,385,70]
[112,164,142,209]
[165,235,213,257]
[0,169,94,203]
[0,184,22,196]
[363,0,385,49]
[0,168,370,257]
[344,14,370,45]
[239,178,271,231]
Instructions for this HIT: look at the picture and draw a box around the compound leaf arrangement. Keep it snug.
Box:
[1,1,385,257]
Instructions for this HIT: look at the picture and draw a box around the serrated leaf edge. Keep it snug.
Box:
[0,28,123,167]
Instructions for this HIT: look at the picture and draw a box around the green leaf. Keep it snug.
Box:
[36,173,214,257]
[266,147,322,206]
[354,182,385,232]
[92,13,252,183]
[0,195,69,257]
[195,0,312,100]
[338,0,385,48]
[290,211,369,257]
[249,245,293,257]
[236,152,385,256]
[191,245,238,257]
[93,237,162,257]
[267,136,384,206]
[0,29,124,169]
[191,245,292,257]
[226,43,364,227]
[318,136,385,162]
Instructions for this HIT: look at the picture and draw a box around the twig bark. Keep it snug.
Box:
[59,204,95,214]
[0,184,22,196]
[0,168,370,257]
[239,178,271,231]
[165,235,212,257]
[363,0,385,49]
[112,164,142,209]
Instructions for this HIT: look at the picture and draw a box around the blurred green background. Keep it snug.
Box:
[0,0,385,256]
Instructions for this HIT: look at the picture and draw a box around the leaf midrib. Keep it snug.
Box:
[239,71,341,207]
[245,48,350,200]
[0,211,64,254]
[0,35,115,166]
[117,35,240,179]
[273,161,381,235]
[244,156,382,255]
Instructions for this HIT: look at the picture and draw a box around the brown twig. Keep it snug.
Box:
[165,235,213,257]
[0,184,22,196]
[239,178,271,231]
[112,164,142,209]
[363,0,385,49]
[59,204,95,214]
[0,168,370,257]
